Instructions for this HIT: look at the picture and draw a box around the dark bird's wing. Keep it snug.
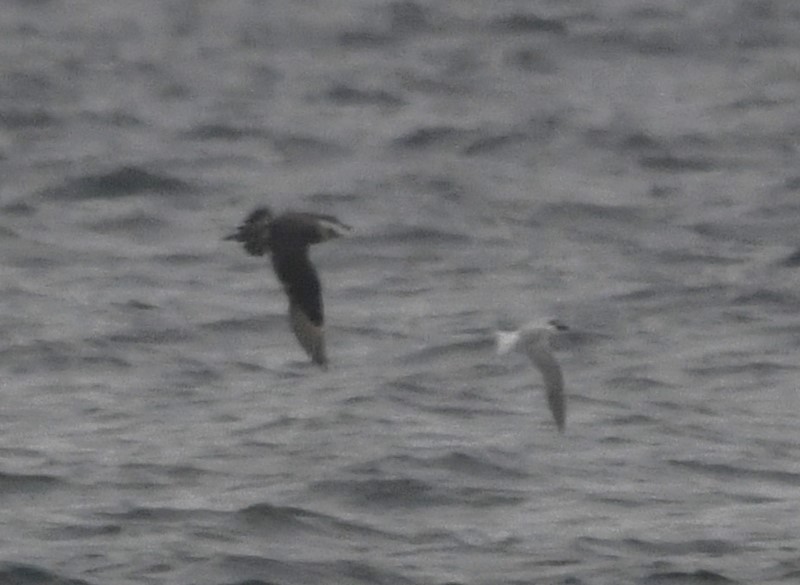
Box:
[525,345,566,432]
[270,247,327,367]
[224,207,273,256]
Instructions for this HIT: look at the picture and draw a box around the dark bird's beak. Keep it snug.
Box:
[319,220,352,241]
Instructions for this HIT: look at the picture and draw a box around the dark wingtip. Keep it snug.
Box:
[289,303,327,366]
[226,206,273,256]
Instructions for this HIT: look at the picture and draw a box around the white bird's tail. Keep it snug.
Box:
[495,330,522,355]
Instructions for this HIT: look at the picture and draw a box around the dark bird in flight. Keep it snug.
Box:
[225,206,351,367]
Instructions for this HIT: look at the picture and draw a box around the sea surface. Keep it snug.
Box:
[2,1,800,584]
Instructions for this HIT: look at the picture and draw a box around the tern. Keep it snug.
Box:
[496,319,569,432]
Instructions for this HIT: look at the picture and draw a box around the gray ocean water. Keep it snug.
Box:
[2,1,800,584]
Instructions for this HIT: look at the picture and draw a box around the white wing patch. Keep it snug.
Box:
[289,303,327,367]
[495,330,522,355]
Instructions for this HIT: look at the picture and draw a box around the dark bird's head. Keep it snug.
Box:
[267,212,351,250]
[311,215,352,243]
[546,318,569,332]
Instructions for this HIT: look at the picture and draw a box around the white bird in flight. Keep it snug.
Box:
[496,319,569,432]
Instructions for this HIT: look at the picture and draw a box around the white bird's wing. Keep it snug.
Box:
[496,330,522,355]
[525,344,566,433]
